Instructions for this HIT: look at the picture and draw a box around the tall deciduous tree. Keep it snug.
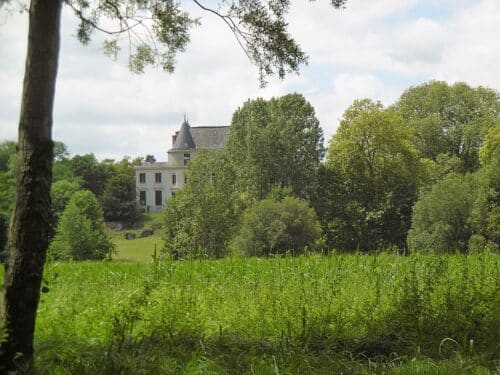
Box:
[164,150,240,259]
[326,99,423,251]
[226,93,324,200]
[394,81,500,172]
[470,124,500,251]
[101,158,140,224]
[2,1,349,366]
[69,153,110,198]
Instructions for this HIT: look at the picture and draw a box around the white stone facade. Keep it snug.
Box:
[134,120,229,212]
[134,162,187,213]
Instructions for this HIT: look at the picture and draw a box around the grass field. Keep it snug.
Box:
[10,251,498,374]
[110,212,163,261]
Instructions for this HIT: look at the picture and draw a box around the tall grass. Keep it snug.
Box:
[5,252,498,373]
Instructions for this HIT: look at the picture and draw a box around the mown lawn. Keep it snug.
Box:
[3,252,497,374]
[111,234,161,261]
[110,212,163,262]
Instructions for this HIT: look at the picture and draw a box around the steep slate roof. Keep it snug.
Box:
[190,126,230,149]
[172,120,196,149]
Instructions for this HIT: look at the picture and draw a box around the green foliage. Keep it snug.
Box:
[408,173,478,253]
[144,154,156,163]
[325,100,423,251]
[10,253,498,373]
[163,150,241,259]
[0,157,16,219]
[53,159,79,184]
[52,141,80,184]
[0,140,16,172]
[479,122,500,166]
[234,196,322,256]
[469,125,500,251]
[69,153,110,197]
[49,190,114,260]
[226,93,324,200]
[101,158,140,224]
[395,81,500,172]
[68,0,346,85]
[0,213,7,255]
[50,179,82,222]
[310,164,354,251]
[53,141,70,162]
[0,151,17,252]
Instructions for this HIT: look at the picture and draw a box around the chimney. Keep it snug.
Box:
[172,131,179,146]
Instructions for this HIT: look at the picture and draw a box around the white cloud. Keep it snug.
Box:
[389,18,447,64]
[0,0,499,160]
[431,0,500,88]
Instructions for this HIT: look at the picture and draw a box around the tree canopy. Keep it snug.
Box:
[325,100,423,251]
[63,0,347,85]
[164,150,240,259]
[226,93,324,201]
[101,157,140,224]
[394,81,500,172]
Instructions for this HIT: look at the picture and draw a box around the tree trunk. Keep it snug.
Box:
[0,0,62,370]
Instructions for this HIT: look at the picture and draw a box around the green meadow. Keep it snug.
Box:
[111,213,163,262]
[2,249,497,374]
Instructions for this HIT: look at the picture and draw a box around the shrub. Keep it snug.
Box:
[49,190,115,260]
[408,173,478,253]
[234,196,322,256]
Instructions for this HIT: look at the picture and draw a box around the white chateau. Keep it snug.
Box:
[134,119,230,212]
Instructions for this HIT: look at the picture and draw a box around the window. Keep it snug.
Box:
[184,176,188,184]
[172,173,176,185]
[155,172,162,183]
[184,153,191,166]
[155,190,163,206]
[171,191,176,197]
[139,191,146,205]
[139,173,146,183]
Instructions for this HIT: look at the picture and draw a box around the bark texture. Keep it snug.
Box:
[0,0,62,370]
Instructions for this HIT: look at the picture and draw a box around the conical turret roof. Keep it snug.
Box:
[172,120,195,149]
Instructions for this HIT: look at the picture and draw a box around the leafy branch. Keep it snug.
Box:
[64,0,346,85]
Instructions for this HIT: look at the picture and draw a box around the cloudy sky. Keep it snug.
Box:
[1,0,499,160]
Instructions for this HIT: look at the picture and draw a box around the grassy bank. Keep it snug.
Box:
[109,212,163,262]
[9,252,498,373]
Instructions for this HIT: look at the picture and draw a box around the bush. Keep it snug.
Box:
[408,173,478,253]
[234,197,322,256]
[49,190,115,260]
